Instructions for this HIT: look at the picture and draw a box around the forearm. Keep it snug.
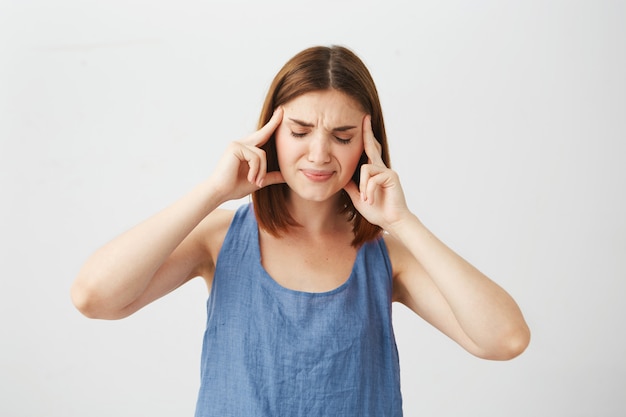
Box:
[388,213,530,357]
[71,178,221,317]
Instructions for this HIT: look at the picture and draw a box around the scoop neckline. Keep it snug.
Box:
[253,224,361,297]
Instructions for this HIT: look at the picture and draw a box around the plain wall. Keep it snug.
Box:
[1,0,625,415]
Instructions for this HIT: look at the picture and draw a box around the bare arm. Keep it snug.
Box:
[71,182,225,319]
[344,115,530,360]
[385,221,530,360]
[71,108,285,319]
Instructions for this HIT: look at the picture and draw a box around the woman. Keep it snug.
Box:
[71,45,530,416]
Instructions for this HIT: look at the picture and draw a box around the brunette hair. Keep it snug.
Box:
[252,45,391,247]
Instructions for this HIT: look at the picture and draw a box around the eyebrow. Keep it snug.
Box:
[287,118,358,132]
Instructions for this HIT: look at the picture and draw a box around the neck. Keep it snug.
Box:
[285,192,349,235]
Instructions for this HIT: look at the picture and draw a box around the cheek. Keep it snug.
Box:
[342,146,365,177]
[274,129,304,171]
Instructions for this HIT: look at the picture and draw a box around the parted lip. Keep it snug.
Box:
[300,168,335,181]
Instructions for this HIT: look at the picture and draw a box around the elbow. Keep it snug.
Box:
[481,324,531,361]
[70,279,127,320]
[70,280,104,319]
[498,330,530,361]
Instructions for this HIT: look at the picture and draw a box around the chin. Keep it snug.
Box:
[284,174,350,203]
[286,185,339,204]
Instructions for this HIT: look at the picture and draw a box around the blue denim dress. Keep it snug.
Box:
[194,204,402,416]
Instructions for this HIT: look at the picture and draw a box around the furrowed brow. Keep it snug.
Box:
[288,118,315,128]
[332,125,358,132]
[287,118,357,132]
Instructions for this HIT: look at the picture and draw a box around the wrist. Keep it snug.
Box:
[385,212,425,239]
[191,178,227,213]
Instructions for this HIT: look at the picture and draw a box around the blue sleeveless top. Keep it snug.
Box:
[194,204,402,416]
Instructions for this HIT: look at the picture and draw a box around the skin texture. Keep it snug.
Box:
[275,90,365,204]
[260,91,365,293]
[71,89,530,361]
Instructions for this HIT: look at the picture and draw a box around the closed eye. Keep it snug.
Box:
[290,129,352,144]
[334,136,352,145]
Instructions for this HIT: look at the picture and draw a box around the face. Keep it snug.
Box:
[275,89,366,203]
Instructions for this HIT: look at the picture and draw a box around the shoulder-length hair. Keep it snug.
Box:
[252,45,391,247]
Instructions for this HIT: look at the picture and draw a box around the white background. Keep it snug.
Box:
[1,0,625,416]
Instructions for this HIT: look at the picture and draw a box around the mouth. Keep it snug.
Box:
[300,169,335,182]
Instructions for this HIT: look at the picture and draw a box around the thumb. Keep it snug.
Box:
[343,181,361,204]
[259,170,285,187]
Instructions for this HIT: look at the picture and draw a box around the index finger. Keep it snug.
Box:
[247,106,284,147]
[362,115,384,166]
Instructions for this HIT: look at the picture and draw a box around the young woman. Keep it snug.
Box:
[71,45,530,416]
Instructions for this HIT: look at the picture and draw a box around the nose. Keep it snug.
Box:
[307,133,331,164]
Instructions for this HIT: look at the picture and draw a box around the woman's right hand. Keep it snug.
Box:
[71,108,285,320]
[209,107,285,203]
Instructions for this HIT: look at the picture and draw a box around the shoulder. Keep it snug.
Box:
[382,233,412,277]
[200,207,237,256]
[188,207,237,282]
[382,233,428,303]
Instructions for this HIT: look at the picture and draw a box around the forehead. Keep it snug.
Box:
[283,90,364,123]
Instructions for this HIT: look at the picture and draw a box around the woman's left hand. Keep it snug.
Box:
[343,115,411,231]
